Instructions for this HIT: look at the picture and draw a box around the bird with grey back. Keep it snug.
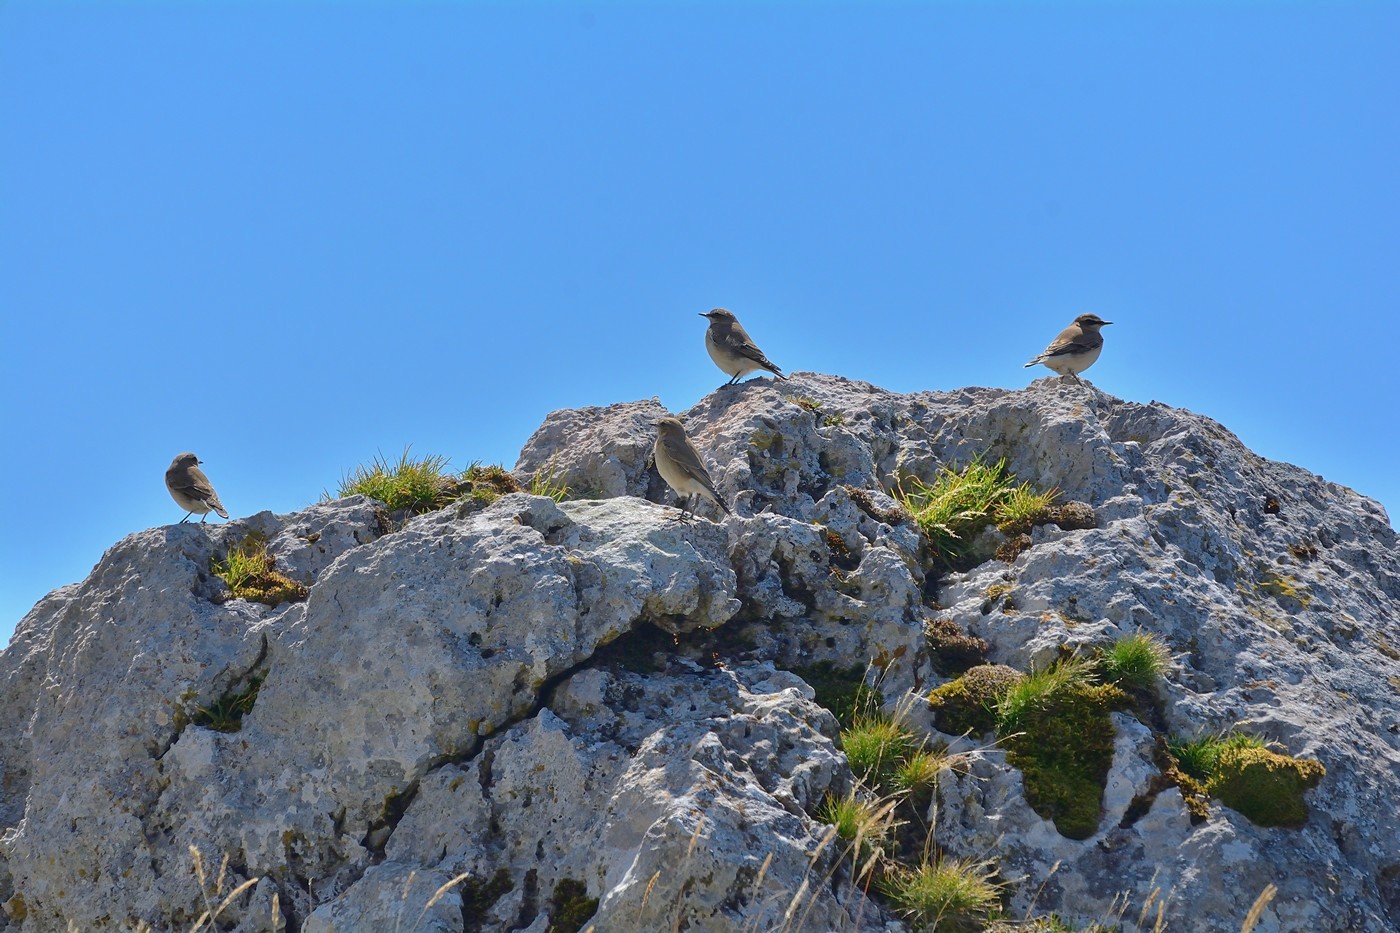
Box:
[1024,313,1113,384]
[653,417,731,522]
[166,452,229,523]
[700,308,787,387]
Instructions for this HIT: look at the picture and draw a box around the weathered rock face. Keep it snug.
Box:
[2,374,1398,932]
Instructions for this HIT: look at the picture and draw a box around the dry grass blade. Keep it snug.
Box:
[408,871,474,933]
[1240,883,1278,933]
[640,870,662,914]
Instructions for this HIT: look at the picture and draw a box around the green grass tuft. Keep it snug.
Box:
[339,447,457,514]
[192,676,265,733]
[994,655,1098,735]
[841,713,919,786]
[879,856,1002,931]
[895,456,1058,568]
[1100,630,1172,689]
[526,458,571,502]
[1167,730,1267,781]
[211,533,308,607]
[996,483,1061,536]
[816,791,899,881]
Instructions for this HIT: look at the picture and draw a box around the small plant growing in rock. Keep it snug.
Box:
[892,746,958,795]
[461,461,524,505]
[842,712,919,787]
[995,483,1061,536]
[1167,730,1267,782]
[994,655,1098,734]
[526,458,571,502]
[211,533,308,607]
[192,676,265,733]
[816,791,901,882]
[823,412,846,427]
[339,447,457,514]
[895,457,1060,569]
[879,855,1003,931]
[1100,630,1172,689]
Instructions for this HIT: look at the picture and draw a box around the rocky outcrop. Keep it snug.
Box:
[2,374,1398,931]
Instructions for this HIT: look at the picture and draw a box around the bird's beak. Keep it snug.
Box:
[1102,321,1114,326]
[698,312,709,318]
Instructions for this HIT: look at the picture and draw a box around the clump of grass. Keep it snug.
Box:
[894,457,1058,568]
[793,396,823,413]
[994,655,1098,735]
[1100,630,1172,689]
[823,412,846,427]
[879,856,1002,931]
[461,461,523,505]
[526,458,571,502]
[1167,730,1268,782]
[996,483,1061,536]
[192,675,265,733]
[893,747,956,794]
[339,448,456,514]
[842,713,919,786]
[816,791,900,881]
[211,533,308,607]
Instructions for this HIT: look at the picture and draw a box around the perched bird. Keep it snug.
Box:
[700,308,787,387]
[653,417,731,522]
[166,452,229,524]
[1024,313,1113,384]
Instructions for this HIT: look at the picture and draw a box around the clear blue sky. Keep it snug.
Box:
[3,1,1397,643]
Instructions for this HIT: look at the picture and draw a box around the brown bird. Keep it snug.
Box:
[653,417,731,522]
[165,452,229,523]
[700,308,787,387]
[1024,313,1113,384]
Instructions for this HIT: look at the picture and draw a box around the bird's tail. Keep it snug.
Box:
[1023,357,1042,368]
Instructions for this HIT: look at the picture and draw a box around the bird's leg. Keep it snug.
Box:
[1069,373,1083,386]
[179,514,192,524]
[200,513,209,524]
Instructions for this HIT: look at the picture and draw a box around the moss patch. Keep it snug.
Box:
[461,463,524,505]
[211,533,308,607]
[793,661,880,728]
[924,617,989,676]
[927,664,1023,737]
[1207,746,1325,828]
[1004,681,1127,840]
[461,869,514,931]
[546,878,597,933]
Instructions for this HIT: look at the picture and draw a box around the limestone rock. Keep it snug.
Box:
[2,375,1397,932]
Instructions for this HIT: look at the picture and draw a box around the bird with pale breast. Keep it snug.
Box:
[653,417,731,522]
[700,308,787,387]
[166,452,229,524]
[1024,313,1112,384]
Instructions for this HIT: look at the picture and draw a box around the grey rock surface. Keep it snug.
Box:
[2,374,1397,932]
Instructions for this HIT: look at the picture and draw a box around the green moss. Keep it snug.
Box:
[1207,746,1325,828]
[461,869,514,931]
[927,664,1023,737]
[462,462,524,506]
[211,533,308,607]
[1253,571,1312,608]
[793,661,880,728]
[1003,681,1127,840]
[546,878,597,933]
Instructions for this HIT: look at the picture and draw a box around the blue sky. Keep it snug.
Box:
[3,1,1397,643]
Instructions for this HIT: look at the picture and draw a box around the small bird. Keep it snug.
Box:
[700,308,787,387]
[1024,313,1113,384]
[166,452,229,524]
[653,417,731,522]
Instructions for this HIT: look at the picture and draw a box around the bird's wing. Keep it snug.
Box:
[1039,325,1100,358]
[721,326,785,374]
[671,438,728,505]
[172,468,221,505]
